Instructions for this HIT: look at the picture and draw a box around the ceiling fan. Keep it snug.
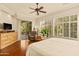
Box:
[29,3,47,15]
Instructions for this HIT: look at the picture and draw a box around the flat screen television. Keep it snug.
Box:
[3,23,12,30]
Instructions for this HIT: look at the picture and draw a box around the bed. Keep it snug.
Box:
[26,38,79,56]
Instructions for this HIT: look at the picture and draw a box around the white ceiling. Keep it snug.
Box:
[0,3,79,21]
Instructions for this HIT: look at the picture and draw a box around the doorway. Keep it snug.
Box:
[20,21,32,40]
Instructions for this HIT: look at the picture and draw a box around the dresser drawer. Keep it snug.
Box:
[0,32,17,49]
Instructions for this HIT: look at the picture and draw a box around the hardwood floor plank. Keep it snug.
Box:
[0,40,29,56]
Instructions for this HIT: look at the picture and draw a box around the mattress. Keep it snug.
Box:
[26,38,79,56]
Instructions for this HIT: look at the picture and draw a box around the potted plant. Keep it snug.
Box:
[40,28,49,37]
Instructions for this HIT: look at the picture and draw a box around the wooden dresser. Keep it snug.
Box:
[0,32,17,49]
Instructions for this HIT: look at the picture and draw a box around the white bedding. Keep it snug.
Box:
[26,38,79,56]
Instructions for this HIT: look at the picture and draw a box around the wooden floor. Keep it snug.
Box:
[0,40,29,56]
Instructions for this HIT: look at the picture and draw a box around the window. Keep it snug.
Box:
[70,23,77,38]
[70,15,77,21]
[63,16,69,37]
[55,17,63,37]
[57,24,63,37]
[40,19,53,37]
[54,15,77,39]
[70,15,77,38]
[54,25,57,36]
[63,23,69,37]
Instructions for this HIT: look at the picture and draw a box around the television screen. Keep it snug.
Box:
[3,23,12,30]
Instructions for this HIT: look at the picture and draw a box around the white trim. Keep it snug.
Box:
[77,14,79,40]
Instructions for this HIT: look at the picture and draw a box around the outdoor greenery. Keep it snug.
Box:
[21,21,32,34]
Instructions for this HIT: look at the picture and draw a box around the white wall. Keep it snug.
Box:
[18,20,21,40]
[0,11,18,30]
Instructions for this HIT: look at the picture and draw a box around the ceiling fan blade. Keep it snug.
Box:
[39,11,46,13]
[30,11,35,14]
[37,11,39,15]
[38,6,44,10]
[29,7,35,10]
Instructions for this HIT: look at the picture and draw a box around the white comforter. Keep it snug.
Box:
[26,38,79,56]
